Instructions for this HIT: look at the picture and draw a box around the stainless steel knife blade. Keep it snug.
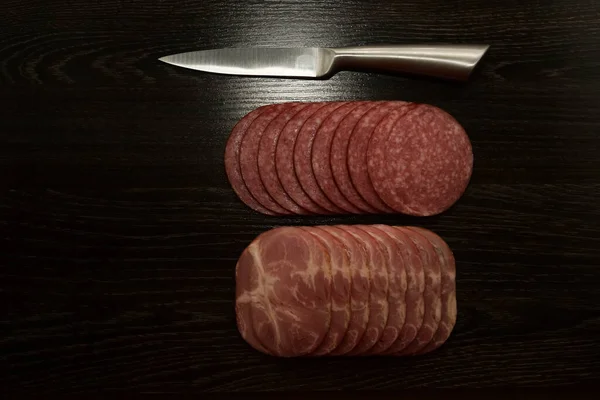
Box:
[159,44,490,81]
[159,47,331,78]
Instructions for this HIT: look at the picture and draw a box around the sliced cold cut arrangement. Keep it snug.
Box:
[235,225,457,357]
[225,101,473,216]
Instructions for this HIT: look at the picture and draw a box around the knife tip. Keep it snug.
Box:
[158,56,172,64]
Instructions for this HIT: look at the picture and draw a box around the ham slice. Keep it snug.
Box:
[235,225,455,357]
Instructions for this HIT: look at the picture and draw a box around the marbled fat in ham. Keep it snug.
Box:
[236,227,331,357]
[235,225,455,357]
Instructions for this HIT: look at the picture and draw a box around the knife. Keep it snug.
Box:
[159,44,489,81]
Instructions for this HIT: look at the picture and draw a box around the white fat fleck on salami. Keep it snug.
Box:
[360,225,407,355]
[275,103,330,214]
[304,227,351,356]
[321,225,370,356]
[294,103,346,213]
[224,105,278,215]
[342,225,389,355]
[379,105,473,216]
[312,102,366,214]
[236,227,332,357]
[258,103,312,215]
[330,103,381,213]
[395,227,442,355]
[407,227,457,354]
[239,104,294,215]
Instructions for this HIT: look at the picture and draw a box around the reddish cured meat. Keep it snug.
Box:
[236,224,456,357]
[258,103,312,214]
[377,225,425,355]
[228,101,472,217]
[375,104,474,216]
[330,102,381,213]
[367,103,418,212]
[236,227,332,357]
[359,225,407,355]
[348,102,406,213]
[224,105,277,215]
[341,225,389,355]
[235,247,274,355]
[294,102,346,213]
[276,103,330,214]
[240,104,293,215]
[320,225,370,356]
[311,102,365,214]
[407,227,457,354]
[304,227,351,356]
[394,227,442,355]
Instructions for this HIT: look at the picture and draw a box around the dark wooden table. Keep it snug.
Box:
[2,0,600,393]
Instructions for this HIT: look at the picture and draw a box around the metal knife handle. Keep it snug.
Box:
[328,44,489,81]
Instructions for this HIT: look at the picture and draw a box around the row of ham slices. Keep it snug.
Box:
[235,225,456,357]
[225,101,473,216]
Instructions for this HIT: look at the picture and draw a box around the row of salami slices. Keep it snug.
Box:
[225,101,473,216]
[235,225,456,357]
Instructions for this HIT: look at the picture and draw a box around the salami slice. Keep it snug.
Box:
[359,225,406,355]
[224,105,277,215]
[377,225,425,355]
[304,227,351,356]
[276,103,330,214]
[240,104,294,215]
[311,102,365,214]
[367,103,418,213]
[330,102,380,213]
[294,102,346,213]
[342,225,389,355]
[407,227,457,354]
[348,102,405,213]
[258,103,312,214]
[321,225,370,356]
[375,104,474,216]
[395,227,441,355]
[247,227,332,357]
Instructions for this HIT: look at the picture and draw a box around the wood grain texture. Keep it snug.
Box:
[1,0,600,393]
